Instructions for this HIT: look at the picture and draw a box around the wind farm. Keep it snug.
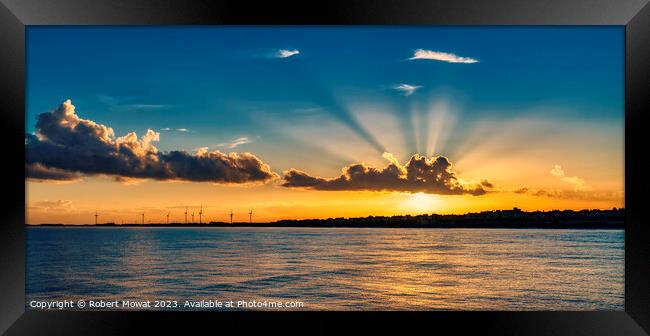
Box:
[78,206,261,225]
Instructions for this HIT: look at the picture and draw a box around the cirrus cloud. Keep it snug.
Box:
[225,137,252,149]
[409,49,479,63]
[393,84,422,96]
[276,49,300,58]
[26,100,278,184]
[282,152,490,195]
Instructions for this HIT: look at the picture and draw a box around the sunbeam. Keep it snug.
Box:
[393,95,418,156]
[246,108,357,174]
[283,60,388,155]
[423,98,458,158]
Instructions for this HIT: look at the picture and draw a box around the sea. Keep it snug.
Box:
[26,227,624,310]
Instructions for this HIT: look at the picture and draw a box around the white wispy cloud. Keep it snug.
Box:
[161,127,191,132]
[276,49,300,58]
[96,95,171,110]
[228,137,252,148]
[215,137,253,149]
[409,49,479,63]
[393,84,422,96]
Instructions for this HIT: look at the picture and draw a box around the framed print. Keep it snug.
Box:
[1,0,649,334]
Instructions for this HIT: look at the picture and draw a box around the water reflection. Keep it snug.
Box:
[27,227,624,310]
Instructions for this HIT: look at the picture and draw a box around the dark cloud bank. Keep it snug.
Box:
[282,152,490,195]
[26,100,277,183]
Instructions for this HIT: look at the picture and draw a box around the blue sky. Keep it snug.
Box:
[27,28,623,126]
[27,26,624,172]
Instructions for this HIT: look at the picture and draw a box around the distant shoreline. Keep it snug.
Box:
[27,220,625,230]
[28,208,625,229]
[27,223,624,230]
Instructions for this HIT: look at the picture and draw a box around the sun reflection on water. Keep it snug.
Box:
[27,227,624,310]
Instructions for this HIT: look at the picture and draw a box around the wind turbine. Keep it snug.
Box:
[94,211,98,225]
[230,210,234,224]
[191,211,195,224]
[166,212,170,224]
[199,205,203,224]
[249,209,253,224]
[141,212,145,225]
[184,207,188,224]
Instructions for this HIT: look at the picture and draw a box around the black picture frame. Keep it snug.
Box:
[1,0,649,334]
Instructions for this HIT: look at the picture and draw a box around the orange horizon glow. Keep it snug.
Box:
[26,175,624,225]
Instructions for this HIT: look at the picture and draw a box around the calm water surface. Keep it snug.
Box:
[27,227,624,310]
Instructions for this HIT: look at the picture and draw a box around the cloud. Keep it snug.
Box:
[34,199,73,207]
[160,127,190,133]
[513,187,529,194]
[282,152,489,195]
[26,100,278,184]
[512,187,621,201]
[276,49,300,58]
[26,163,83,182]
[393,84,422,96]
[549,164,565,177]
[112,176,146,185]
[549,164,586,191]
[560,176,586,191]
[30,199,74,211]
[129,104,167,109]
[214,137,253,149]
[533,189,548,197]
[227,137,252,149]
[408,49,479,63]
[480,180,494,188]
[96,95,170,111]
[33,200,72,208]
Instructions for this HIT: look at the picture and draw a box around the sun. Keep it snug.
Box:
[400,192,438,214]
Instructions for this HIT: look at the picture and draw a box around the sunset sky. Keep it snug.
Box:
[25,27,624,224]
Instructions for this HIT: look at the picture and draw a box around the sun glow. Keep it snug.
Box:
[401,193,439,214]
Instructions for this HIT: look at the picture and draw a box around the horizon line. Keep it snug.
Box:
[26,207,624,226]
